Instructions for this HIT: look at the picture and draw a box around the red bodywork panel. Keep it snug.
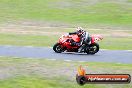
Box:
[58,34,80,49]
[91,34,103,44]
[70,34,80,42]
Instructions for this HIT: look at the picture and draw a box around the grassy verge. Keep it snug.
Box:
[0,57,132,88]
[0,0,131,27]
[0,33,59,47]
[99,37,132,50]
[0,33,131,50]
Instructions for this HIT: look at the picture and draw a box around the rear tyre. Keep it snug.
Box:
[85,43,99,55]
[53,43,64,53]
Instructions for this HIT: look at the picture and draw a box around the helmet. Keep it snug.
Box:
[76,27,83,33]
[76,27,84,36]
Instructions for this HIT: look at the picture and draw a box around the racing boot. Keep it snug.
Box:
[78,44,86,53]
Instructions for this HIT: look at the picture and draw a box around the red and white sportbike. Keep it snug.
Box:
[53,32,103,54]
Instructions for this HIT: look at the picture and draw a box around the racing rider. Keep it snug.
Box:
[68,27,90,53]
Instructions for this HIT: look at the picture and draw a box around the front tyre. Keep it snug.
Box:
[85,43,99,54]
[53,43,64,53]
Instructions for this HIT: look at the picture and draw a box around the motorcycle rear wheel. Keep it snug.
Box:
[85,43,99,55]
[53,43,64,53]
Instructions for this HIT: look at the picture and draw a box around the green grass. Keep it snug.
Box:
[0,76,106,88]
[0,0,132,26]
[99,37,132,50]
[128,0,132,2]
[0,33,59,47]
[0,57,132,88]
[0,76,107,88]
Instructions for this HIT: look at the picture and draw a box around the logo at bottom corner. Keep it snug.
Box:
[76,66,131,85]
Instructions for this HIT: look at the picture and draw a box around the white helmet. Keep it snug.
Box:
[76,27,84,33]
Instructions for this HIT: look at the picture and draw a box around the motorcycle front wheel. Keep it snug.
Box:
[53,43,64,53]
[85,43,99,55]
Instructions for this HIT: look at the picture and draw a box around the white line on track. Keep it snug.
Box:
[64,60,72,62]
[48,59,57,61]
[78,61,86,62]
[125,50,132,52]
[100,49,108,51]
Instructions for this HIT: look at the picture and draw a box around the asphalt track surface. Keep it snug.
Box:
[0,45,131,64]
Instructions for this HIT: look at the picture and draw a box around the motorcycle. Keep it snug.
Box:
[53,32,103,54]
